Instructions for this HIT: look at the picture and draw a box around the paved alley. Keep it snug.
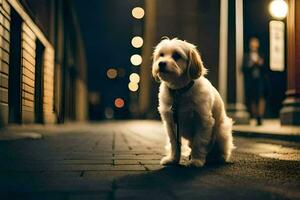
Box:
[0,120,299,200]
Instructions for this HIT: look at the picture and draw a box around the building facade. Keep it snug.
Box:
[0,0,88,126]
[139,0,300,125]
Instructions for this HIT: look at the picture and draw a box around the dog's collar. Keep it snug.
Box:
[169,80,195,96]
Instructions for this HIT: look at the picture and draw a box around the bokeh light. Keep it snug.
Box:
[114,98,125,108]
[132,7,145,19]
[104,107,114,119]
[130,54,142,66]
[131,36,143,48]
[129,73,140,83]
[107,68,118,79]
[128,82,139,92]
[269,0,288,19]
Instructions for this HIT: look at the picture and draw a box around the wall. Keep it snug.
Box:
[0,0,88,125]
[0,0,10,124]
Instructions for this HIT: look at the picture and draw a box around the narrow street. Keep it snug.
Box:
[0,121,299,199]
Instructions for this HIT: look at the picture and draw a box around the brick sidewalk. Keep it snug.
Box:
[0,121,169,199]
[0,120,299,199]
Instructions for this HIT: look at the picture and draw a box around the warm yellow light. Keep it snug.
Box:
[128,82,139,92]
[106,68,118,79]
[131,36,143,48]
[130,54,142,66]
[269,0,288,19]
[114,98,125,108]
[132,7,145,19]
[129,73,140,83]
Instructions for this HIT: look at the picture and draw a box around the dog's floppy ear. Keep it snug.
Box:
[151,53,161,83]
[188,48,207,79]
[152,69,160,82]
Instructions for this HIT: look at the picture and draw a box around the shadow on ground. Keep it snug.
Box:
[116,161,231,188]
[113,163,244,199]
[113,158,300,200]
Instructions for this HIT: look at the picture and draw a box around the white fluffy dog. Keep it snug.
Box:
[152,38,234,167]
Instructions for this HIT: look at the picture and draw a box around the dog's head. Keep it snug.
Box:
[152,38,207,88]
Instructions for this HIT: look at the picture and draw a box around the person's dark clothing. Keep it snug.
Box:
[242,52,267,104]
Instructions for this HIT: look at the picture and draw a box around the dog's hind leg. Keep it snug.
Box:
[214,117,234,162]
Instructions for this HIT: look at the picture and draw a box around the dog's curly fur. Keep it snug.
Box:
[152,38,235,167]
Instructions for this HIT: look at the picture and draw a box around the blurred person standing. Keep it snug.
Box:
[242,37,267,126]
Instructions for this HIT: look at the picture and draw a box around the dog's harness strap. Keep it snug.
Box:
[171,94,180,146]
[169,81,195,147]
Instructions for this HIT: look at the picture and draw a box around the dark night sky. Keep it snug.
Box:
[73,0,141,114]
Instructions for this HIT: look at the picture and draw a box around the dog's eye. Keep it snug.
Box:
[172,52,181,61]
[160,53,164,57]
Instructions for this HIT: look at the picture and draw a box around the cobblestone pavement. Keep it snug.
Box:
[0,120,300,200]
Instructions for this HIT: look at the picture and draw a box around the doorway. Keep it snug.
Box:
[243,0,287,118]
[34,39,45,123]
[8,9,22,123]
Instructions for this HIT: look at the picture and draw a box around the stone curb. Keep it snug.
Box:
[233,129,300,142]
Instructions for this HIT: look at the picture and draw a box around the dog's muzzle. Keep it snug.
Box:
[158,61,167,72]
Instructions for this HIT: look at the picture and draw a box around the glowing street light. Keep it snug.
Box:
[131,36,143,48]
[132,7,145,19]
[114,98,125,108]
[128,82,139,92]
[269,0,288,19]
[129,73,140,83]
[130,54,142,66]
[106,68,118,79]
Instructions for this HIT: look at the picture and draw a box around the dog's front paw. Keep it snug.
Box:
[160,156,179,166]
[186,159,205,168]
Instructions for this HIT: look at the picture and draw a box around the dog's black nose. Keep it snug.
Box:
[158,62,167,72]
